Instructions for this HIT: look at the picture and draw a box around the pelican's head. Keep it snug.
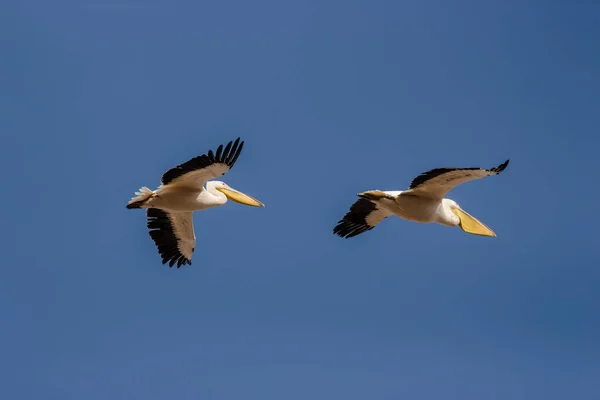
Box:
[444,199,496,237]
[210,181,264,207]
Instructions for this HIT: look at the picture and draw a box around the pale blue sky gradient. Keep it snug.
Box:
[1,1,599,399]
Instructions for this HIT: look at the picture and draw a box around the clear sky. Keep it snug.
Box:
[1,0,599,399]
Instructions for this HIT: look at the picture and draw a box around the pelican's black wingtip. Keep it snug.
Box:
[492,159,510,174]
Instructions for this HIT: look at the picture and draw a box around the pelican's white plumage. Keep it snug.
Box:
[127,138,263,268]
[334,160,509,238]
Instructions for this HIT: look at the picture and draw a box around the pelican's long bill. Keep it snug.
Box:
[217,186,264,207]
[451,208,496,237]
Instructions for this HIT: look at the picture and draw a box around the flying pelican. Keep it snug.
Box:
[126,138,264,267]
[333,160,509,239]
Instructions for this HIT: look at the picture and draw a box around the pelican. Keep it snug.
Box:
[333,160,509,239]
[126,138,264,267]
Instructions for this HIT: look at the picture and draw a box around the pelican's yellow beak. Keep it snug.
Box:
[451,208,497,237]
[217,186,264,207]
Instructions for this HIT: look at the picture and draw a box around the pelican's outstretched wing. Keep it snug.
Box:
[333,198,392,238]
[160,138,244,190]
[403,159,509,200]
[146,209,195,268]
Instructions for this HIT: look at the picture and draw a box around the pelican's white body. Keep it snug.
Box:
[373,191,460,227]
[141,181,229,212]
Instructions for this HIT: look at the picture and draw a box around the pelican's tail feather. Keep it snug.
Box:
[126,187,154,209]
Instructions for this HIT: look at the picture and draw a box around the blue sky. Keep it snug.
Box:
[1,0,599,398]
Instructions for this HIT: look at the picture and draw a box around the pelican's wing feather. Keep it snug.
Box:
[160,138,244,189]
[333,198,392,238]
[404,159,509,199]
[146,209,195,268]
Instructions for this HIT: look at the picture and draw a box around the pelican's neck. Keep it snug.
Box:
[435,199,460,227]
[199,186,227,207]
